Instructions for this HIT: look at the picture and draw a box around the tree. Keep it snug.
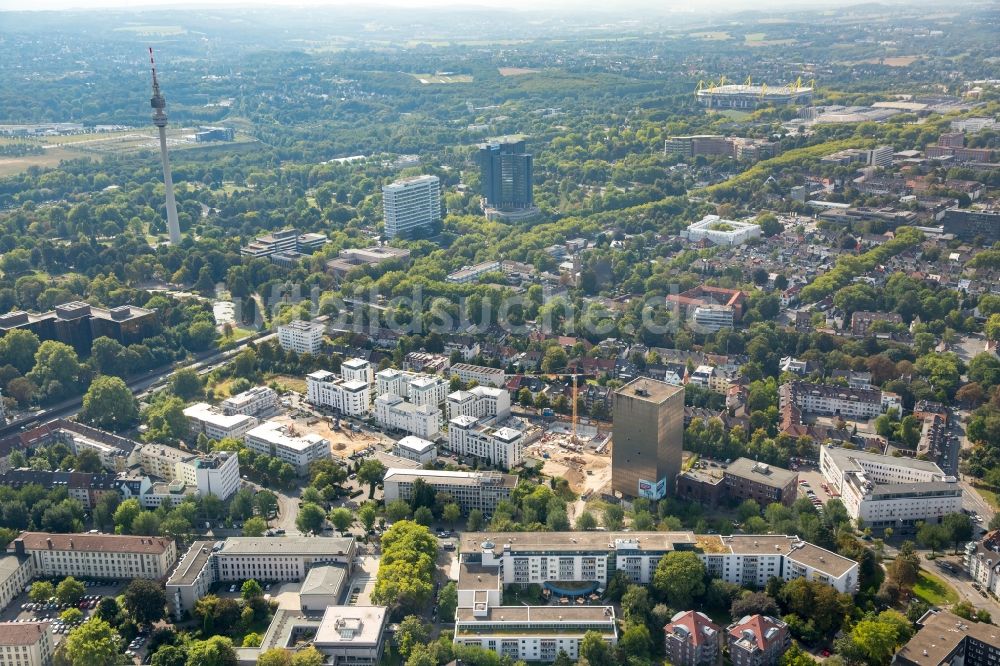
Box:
[780,643,819,666]
[943,512,973,553]
[123,578,166,626]
[290,647,324,666]
[171,368,203,400]
[112,498,142,533]
[28,341,83,401]
[467,508,484,531]
[541,346,568,373]
[439,581,457,622]
[757,212,783,237]
[151,645,188,666]
[186,636,237,666]
[396,616,431,659]
[241,633,263,648]
[653,552,706,608]
[64,619,120,666]
[575,511,597,530]
[330,508,354,535]
[0,329,40,374]
[143,396,189,443]
[731,591,780,619]
[442,503,461,529]
[75,448,103,473]
[29,581,55,603]
[888,542,921,589]
[413,506,434,526]
[56,577,85,605]
[603,504,625,530]
[579,630,614,666]
[357,459,387,499]
[619,623,652,659]
[241,579,264,601]
[132,510,162,536]
[296,503,326,534]
[256,649,291,666]
[917,522,950,555]
[79,375,139,431]
[358,503,378,533]
[60,607,83,625]
[254,491,278,518]
[95,597,120,623]
[848,611,912,666]
[620,585,650,624]
[386,499,411,523]
[242,516,268,537]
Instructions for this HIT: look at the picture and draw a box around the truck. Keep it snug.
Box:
[541,408,554,417]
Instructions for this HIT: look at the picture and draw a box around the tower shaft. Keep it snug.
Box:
[149,47,181,245]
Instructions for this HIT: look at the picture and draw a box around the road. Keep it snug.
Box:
[929,555,1000,618]
[0,332,274,438]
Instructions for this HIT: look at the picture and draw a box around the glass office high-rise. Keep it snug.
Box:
[477,139,533,210]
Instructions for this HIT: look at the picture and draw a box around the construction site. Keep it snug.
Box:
[525,418,612,500]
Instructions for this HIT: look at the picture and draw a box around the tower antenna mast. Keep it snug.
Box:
[149,47,181,245]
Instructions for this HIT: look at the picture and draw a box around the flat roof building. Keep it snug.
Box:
[244,421,330,475]
[684,215,762,246]
[893,609,1000,666]
[313,606,388,666]
[277,320,325,355]
[382,175,441,239]
[183,403,258,441]
[383,468,517,515]
[392,435,437,464]
[612,378,685,499]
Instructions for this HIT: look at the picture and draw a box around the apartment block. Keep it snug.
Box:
[964,530,1000,599]
[446,387,511,421]
[11,532,176,580]
[166,537,356,618]
[376,369,449,407]
[779,381,901,421]
[664,611,722,666]
[374,394,439,439]
[450,363,506,388]
[0,623,53,666]
[243,421,331,475]
[277,320,325,355]
[392,436,437,464]
[820,445,962,529]
[221,386,278,417]
[382,175,441,239]
[183,403,258,441]
[340,358,374,386]
[306,370,372,418]
[727,615,790,666]
[133,444,241,500]
[893,609,1000,666]
[0,556,33,614]
[383,469,517,515]
[447,416,523,469]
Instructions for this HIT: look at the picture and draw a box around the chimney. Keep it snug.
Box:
[46,538,53,550]
[14,539,25,557]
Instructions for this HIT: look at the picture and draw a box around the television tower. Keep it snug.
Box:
[149,47,182,245]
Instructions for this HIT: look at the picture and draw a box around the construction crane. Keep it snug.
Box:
[571,374,579,443]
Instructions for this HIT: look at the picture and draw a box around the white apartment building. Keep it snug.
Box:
[867,145,893,168]
[221,386,278,417]
[0,623,53,666]
[183,403,258,441]
[460,531,858,595]
[244,421,331,475]
[446,387,511,421]
[383,469,517,515]
[392,436,437,464]
[780,382,901,421]
[684,215,762,246]
[451,363,506,388]
[376,369,449,407]
[307,371,372,418]
[964,531,1000,599]
[382,175,441,239]
[277,320,325,355]
[447,416,523,470]
[133,444,241,500]
[0,556,33,613]
[340,358,374,386]
[374,394,440,439]
[166,537,356,618]
[687,365,730,393]
[11,532,177,580]
[820,445,962,529]
[692,305,735,332]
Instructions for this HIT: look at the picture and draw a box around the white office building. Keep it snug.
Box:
[244,421,330,475]
[307,371,372,418]
[221,386,278,417]
[383,468,517,514]
[0,556,33,614]
[451,363,506,388]
[780,382,901,421]
[0,623,53,666]
[133,444,241,500]
[692,305,736,332]
[11,532,177,580]
[684,215,762,246]
[277,320,325,355]
[392,436,437,464]
[376,369,449,407]
[374,394,440,439]
[820,445,963,529]
[446,387,511,421]
[447,416,523,469]
[867,145,893,168]
[166,537,356,618]
[183,403,259,441]
[313,606,389,666]
[382,175,441,239]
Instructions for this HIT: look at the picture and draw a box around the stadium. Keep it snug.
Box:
[697,78,814,109]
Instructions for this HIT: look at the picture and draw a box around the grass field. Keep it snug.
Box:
[913,569,959,606]
[689,31,731,40]
[267,374,308,394]
[409,73,473,84]
[973,485,1000,509]
[498,67,540,77]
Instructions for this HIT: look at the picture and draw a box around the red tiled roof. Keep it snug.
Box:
[15,532,172,555]
[666,611,720,647]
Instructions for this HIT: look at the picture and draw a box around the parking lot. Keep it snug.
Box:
[2,579,127,649]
